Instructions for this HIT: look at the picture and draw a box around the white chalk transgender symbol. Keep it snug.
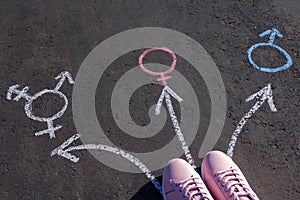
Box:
[6,71,74,139]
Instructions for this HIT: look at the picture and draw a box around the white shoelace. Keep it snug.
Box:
[174,175,211,200]
[214,169,258,200]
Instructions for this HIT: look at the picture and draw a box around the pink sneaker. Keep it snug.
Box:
[163,158,214,200]
[201,151,259,200]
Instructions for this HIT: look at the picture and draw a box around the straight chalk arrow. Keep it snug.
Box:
[227,83,277,158]
[155,86,195,168]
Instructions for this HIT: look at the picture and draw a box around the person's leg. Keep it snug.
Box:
[201,150,259,200]
[162,158,214,200]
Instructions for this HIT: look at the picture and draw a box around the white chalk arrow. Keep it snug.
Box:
[155,86,195,168]
[54,71,75,91]
[155,86,183,115]
[227,83,277,158]
[51,134,163,194]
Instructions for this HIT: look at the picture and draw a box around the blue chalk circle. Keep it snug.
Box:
[247,28,293,73]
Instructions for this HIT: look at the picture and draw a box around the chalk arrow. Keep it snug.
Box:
[259,28,283,44]
[51,134,81,162]
[227,83,277,158]
[245,83,277,111]
[154,86,195,168]
[54,71,75,91]
[51,134,163,194]
[155,86,183,115]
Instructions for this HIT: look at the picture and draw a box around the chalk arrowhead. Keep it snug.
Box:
[259,28,283,43]
[51,134,81,162]
[155,86,183,115]
[54,71,75,91]
[259,28,282,38]
[226,83,277,158]
[245,83,277,112]
[164,86,183,102]
[55,71,75,84]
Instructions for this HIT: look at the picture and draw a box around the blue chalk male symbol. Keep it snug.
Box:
[6,71,74,139]
[247,28,293,73]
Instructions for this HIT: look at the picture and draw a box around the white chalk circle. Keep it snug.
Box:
[24,89,68,122]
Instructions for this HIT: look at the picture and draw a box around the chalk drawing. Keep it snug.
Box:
[139,47,196,168]
[73,27,227,172]
[51,134,163,194]
[6,71,74,139]
[227,83,277,158]
[139,47,176,86]
[247,28,293,72]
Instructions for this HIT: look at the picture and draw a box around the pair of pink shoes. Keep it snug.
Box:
[162,150,259,200]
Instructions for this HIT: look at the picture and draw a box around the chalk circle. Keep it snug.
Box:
[24,89,68,122]
[247,42,293,73]
[72,27,227,173]
[139,47,177,76]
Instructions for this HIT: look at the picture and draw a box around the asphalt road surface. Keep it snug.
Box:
[1,0,299,199]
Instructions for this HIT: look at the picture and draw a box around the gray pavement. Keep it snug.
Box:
[0,0,299,199]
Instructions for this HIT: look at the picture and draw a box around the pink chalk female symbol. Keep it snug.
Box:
[138,47,196,168]
[139,47,177,85]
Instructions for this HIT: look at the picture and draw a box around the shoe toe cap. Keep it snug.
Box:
[202,150,236,173]
[164,158,198,182]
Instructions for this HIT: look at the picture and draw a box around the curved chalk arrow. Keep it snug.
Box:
[155,86,195,168]
[51,134,163,194]
[227,83,277,158]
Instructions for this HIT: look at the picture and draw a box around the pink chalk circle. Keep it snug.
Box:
[139,47,177,85]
